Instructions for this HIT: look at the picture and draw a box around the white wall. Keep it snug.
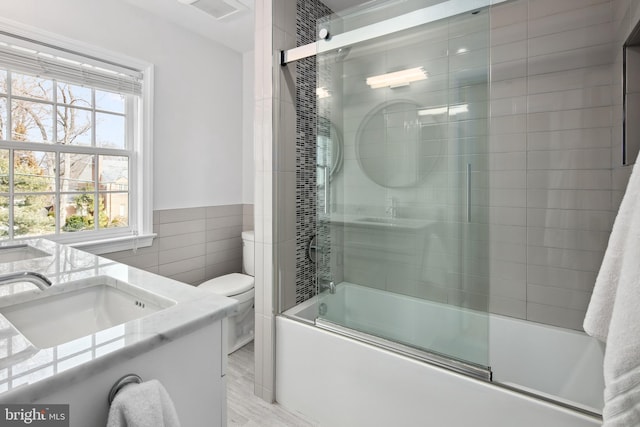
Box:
[243,50,255,204]
[0,0,244,210]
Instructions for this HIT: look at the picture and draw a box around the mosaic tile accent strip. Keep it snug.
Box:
[295,0,332,303]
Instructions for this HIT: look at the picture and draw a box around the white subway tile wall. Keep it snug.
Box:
[103,204,253,285]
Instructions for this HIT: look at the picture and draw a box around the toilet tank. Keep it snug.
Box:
[242,230,255,276]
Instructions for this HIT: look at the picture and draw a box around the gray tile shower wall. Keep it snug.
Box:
[282,0,632,331]
[487,0,616,329]
[295,0,333,304]
[322,0,620,331]
[612,0,640,201]
[103,204,254,285]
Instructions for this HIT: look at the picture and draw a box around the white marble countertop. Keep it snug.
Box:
[0,239,237,403]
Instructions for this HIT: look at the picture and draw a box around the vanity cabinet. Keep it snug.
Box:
[0,240,235,427]
[27,321,226,427]
[326,218,432,298]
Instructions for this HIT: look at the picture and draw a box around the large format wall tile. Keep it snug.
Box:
[103,204,252,285]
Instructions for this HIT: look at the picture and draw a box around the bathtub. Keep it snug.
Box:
[276,282,604,427]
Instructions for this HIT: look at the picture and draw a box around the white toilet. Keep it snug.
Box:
[199,230,255,354]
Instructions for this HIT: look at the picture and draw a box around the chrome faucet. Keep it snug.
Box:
[386,196,398,218]
[318,278,336,294]
[0,271,52,290]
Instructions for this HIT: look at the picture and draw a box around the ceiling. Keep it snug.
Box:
[122,0,256,53]
[122,0,369,53]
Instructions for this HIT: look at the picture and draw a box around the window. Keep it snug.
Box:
[0,26,153,252]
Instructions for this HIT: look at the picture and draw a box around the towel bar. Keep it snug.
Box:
[108,374,143,404]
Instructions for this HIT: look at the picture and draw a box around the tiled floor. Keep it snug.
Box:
[227,342,317,427]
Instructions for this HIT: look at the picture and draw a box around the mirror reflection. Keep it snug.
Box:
[356,100,438,188]
[317,117,343,187]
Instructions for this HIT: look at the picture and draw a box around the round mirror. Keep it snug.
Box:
[356,100,437,188]
[317,117,343,187]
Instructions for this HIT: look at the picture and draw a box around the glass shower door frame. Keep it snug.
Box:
[281,0,496,381]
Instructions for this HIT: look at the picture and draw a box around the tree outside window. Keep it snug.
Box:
[0,70,130,239]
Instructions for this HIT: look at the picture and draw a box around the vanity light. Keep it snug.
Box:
[366,67,428,89]
[418,104,469,116]
[418,106,448,116]
[316,87,331,98]
[448,104,469,115]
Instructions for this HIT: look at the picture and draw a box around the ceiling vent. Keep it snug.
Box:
[177,0,247,20]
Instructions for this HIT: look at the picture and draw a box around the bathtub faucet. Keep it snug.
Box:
[318,279,336,294]
[386,196,398,218]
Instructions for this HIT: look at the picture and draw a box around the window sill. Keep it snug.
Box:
[69,234,156,255]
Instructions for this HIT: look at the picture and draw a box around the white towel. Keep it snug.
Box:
[107,380,181,427]
[584,158,640,426]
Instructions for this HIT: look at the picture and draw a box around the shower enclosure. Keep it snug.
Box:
[314,0,492,377]
[277,0,614,421]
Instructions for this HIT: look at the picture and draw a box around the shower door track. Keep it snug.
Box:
[280,0,509,65]
[315,318,492,381]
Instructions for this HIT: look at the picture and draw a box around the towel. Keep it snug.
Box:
[107,380,181,427]
[584,158,640,425]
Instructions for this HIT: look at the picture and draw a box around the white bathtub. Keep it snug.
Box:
[276,282,604,427]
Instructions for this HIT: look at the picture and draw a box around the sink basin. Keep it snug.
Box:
[0,244,50,263]
[0,278,176,348]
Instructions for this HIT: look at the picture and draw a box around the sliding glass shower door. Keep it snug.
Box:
[315,1,491,373]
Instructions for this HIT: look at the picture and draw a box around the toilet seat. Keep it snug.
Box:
[199,273,254,297]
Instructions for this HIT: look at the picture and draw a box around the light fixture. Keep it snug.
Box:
[448,104,469,115]
[366,67,428,89]
[316,87,331,99]
[418,107,448,116]
[418,104,469,116]
[456,48,468,54]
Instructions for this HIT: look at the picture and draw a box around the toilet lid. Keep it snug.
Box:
[199,273,254,297]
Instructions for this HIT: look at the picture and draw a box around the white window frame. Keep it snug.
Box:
[0,18,154,254]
